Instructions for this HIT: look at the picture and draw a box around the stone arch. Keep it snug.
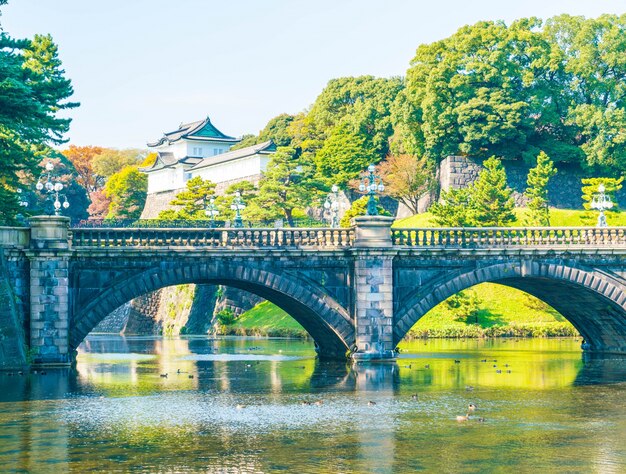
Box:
[394,261,626,353]
[71,261,354,359]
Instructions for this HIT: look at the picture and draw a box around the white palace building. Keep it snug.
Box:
[140,116,276,218]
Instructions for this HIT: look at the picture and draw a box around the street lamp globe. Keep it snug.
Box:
[45,162,54,172]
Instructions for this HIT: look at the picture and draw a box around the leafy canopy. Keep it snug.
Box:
[0,31,78,224]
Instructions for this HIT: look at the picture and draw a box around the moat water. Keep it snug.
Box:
[0,336,625,473]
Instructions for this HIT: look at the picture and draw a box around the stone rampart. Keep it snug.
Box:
[439,156,626,209]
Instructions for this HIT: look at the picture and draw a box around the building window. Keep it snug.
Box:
[184,172,192,181]
[193,147,203,156]
[213,148,219,155]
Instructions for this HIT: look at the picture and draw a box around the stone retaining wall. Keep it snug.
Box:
[439,156,626,209]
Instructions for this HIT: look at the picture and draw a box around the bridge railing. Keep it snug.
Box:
[71,227,354,249]
[392,227,626,247]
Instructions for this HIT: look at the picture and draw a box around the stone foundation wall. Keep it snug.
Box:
[123,290,163,335]
[140,189,184,219]
[438,156,626,209]
[91,302,130,334]
[214,286,263,317]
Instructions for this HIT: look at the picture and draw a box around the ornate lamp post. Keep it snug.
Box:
[323,184,340,228]
[590,183,613,228]
[35,161,70,216]
[204,197,219,227]
[359,164,384,216]
[230,191,246,228]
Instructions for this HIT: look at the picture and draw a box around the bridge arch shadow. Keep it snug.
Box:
[71,262,355,359]
[394,261,626,353]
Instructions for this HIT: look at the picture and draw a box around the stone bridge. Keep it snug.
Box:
[1,215,626,367]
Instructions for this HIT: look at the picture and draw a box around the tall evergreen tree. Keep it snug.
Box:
[430,187,475,227]
[0,31,78,224]
[524,152,557,226]
[469,157,516,226]
[247,147,322,226]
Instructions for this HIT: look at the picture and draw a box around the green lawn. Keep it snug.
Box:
[222,301,307,338]
[394,208,626,228]
[230,283,578,341]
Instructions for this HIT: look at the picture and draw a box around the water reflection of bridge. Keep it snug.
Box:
[1,341,625,472]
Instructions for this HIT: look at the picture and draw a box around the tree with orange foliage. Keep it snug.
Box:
[62,145,104,193]
[378,154,436,214]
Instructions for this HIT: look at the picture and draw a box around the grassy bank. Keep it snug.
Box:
[219,301,309,338]
[394,208,626,228]
[227,283,578,340]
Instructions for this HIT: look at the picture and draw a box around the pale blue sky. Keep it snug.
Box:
[3,1,625,148]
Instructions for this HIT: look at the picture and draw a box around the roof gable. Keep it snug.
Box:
[148,116,239,147]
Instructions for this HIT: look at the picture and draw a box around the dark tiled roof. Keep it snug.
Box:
[190,140,276,171]
[139,152,202,172]
[147,116,239,147]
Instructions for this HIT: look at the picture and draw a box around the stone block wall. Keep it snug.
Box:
[438,155,626,209]
[140,189,183,219]
[214,286,263,317]
[91,302,130,334]
[123,290,163,335]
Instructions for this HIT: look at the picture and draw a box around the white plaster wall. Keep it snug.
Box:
[147,165,188,193]
[192,155,265,184]
[186,141,231,157]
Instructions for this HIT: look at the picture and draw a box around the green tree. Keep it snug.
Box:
[470,157,516,226]
[430,157,515,227]
[524,151,557,226]
[430,187,474,227]
[230,114,295,150]
[314,122,379,187]
[339,196,389,228]
[158,176,216,220]
[545,14,626,172]
[214,180,256,221]
[104,166,147,219]
[405,18,586,165]
[247,147,322,226]
[0,31,78,224]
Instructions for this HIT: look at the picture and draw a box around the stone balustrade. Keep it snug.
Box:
[0,226,30,248]
[392,227,626,248]
[71,227,355,248]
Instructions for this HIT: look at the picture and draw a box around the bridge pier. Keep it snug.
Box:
[351,216,397,362]
[26,216,72,367]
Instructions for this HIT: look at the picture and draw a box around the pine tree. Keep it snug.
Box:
[469,157,515,226]
[158,176,216,220]
[524,151,557,226]
[247,147,322,226]
[430,187,475,227]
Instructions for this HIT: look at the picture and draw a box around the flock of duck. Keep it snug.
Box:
[155,356,508,422]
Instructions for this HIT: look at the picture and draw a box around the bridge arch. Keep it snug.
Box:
[71,261,355,359]
[394,261,626,353]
